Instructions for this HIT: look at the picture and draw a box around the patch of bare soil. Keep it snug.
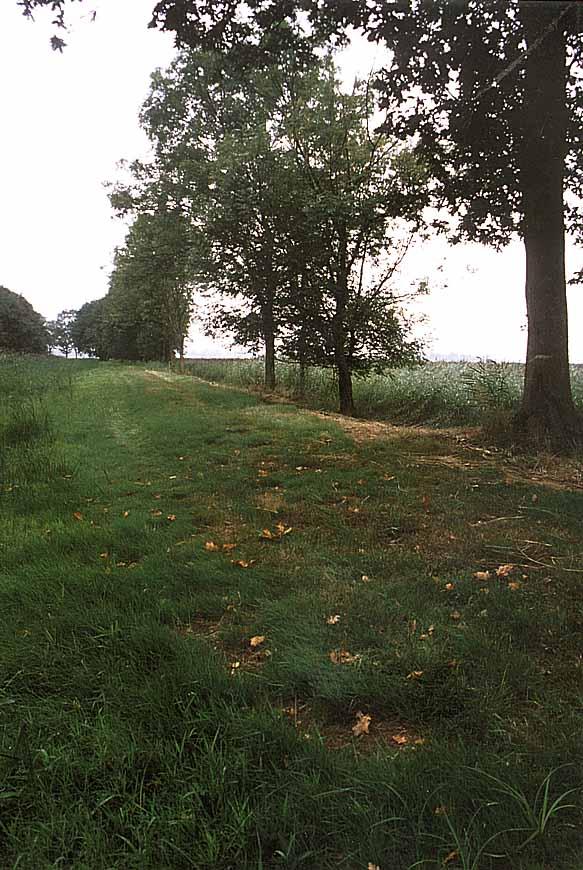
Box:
[280,700,425,753]
[175,616,224,643]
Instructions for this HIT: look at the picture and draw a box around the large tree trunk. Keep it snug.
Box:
[518,6,581,446]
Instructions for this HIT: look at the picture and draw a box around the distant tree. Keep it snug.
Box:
[47,309,77,357]
[102,209,196,364]
[0,286,48,354]
[70,298,108,358]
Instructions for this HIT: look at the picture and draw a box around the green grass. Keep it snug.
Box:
[184,357,583,427]
[0,357,582,868]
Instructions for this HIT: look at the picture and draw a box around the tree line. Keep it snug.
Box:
[14,0,583,443]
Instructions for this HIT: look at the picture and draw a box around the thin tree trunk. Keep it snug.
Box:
[298,358,307,397]
[332,233,355,416]
[179,335,185,374]
[263,303,276,391]
[518,6,581,445]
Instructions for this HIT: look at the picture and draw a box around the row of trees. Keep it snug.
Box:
[17,0,583,442]
[105,53,428,414]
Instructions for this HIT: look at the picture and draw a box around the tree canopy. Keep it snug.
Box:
[0,286,48,354]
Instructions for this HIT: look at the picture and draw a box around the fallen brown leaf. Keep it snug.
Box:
[392,733,408,745]
[275,521,292,535]
[122,511,130,518]
[249,635,266,648]
[451,610,462,621]
[222,543,238,551]
[443,850,459,865]
[326,614,341,625]
[232,559,256,569]
[495,563,515,578]
[508,581,521,591]
[73,511,83,521]
[352,711,372,737]
[474,571,491,581]
[329,649,359,665]
[167,514,177,521]
[444,582,455,591]
[406,670,424,680]
[205,541,220,552]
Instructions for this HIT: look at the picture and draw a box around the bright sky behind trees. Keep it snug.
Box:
[1,0,582,361]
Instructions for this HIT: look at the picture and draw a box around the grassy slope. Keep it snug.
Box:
[0,360,581,869]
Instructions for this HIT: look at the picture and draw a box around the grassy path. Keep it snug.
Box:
[0,362,581,869]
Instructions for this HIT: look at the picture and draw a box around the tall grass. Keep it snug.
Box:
[185,357,583,426]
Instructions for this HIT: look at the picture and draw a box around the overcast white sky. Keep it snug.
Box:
[1,0,582,361]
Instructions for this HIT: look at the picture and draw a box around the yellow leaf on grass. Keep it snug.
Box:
[261,528,276,540]
[352,711,372,737]
[496,563,515,578]
[474,571,491,581]
[205,541,220,552]
[232,559,256,569]
[367,864,381,870]
[361,574,371,583]
[222,543,237,551]
[326,614,341,625]
[258,469,269,477]
[73,511,83,521]
[444,850,459,865]
[392,734,408,745]
[122,511,130,518]
[329,649,359,665]
[167,514,177,521]
[250,635,266,648]
[275,521,292,536]
[508,581,521,591]
[406,670,424,680]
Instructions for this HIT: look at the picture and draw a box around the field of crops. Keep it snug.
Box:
[185,358,583,427]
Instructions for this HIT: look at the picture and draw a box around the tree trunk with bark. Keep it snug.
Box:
[332,237,355,416]
[518,6,582,446]
[262,301,276,391]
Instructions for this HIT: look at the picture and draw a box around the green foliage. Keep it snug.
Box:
[70,298,109,359]
[46,309,77,357]
[0,286,48,354]
[124,49,427,405]
[461,360,516,413]
[101,210,196,362]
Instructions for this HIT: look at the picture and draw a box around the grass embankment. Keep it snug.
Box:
[185,358,583,428]
[1,356,582,869]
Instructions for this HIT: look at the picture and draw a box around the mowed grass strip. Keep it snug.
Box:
[0,359,581,869]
